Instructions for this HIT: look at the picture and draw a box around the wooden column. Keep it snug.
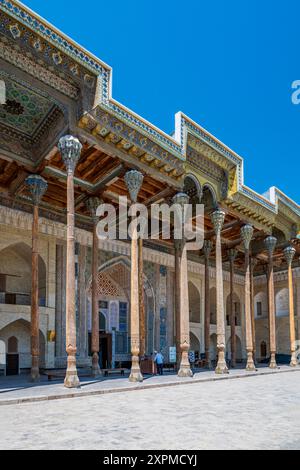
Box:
[125,170,144,382]
[58,135,82,388]
[250,257,257,360]
[228,249,237,368]
[264,236,278,369]
[25,175,48,382]
[138,238,146,357]
[203,240,212,368]
[284,246,297,367]
[174,240,181,368]
[241,225,255,371]
[211,210,228,374]
[86,197,102,378]
[173,193,193,378]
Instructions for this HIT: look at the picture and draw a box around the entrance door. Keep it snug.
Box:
[6,354,19,375]
[99,333,112,369]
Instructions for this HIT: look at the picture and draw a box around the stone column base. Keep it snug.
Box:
[64,354,80,388]
[129,356,143,382]
[269,353,278,369]
[246,351,256,371]
[290,352,298,367]
[215,350,229,374]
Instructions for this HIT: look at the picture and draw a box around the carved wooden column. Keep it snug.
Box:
[138,238,146,357]
[25,175,48,382]
[125,170,144,382]
[173,193,193,377]
[58,135,82,388]
[250,257,257,360]
[241,225,256,371]
[211,209,228,374]
[174,239,181,368]
[203,240,212,368]
[264,236,278,369]
[284,246,297,367]
[228,249,237,368]
[86,197,102,378]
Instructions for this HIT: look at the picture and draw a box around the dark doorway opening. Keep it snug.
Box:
[6,354,19,375]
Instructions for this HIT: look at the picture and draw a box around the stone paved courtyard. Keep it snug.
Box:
[0,370,299,450]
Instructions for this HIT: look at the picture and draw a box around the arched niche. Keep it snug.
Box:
[254,291,268,318]
[189,281,201,323]
[202,184,218,213]
[0,242,46,306]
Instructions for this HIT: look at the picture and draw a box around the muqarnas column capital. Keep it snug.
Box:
[124,170,144,203]
[241,224,254,251]
[58,135,82,174]
[25,174,48,206]
[264,236,277,257]
[211,209,225,236]
[284,245,296,267]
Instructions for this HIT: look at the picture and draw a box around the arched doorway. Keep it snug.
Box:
[190,332,200,362]
[260,341,267,360]
[0,319,46,375]
[88,257,155,367]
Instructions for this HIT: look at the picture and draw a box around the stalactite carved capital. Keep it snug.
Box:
[203,239,212,259]
[58,135,82,174]
[124,170,144,203]
[86,197,103,224]
[241,224,254,251]
[211,209,225,236]
[264,236,277,257]
[25,175,48,206]
[172,192,190,208]
[284,245,296,267]
[228,248,237,263]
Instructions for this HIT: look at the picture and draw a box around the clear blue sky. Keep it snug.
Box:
[23,0,300,203]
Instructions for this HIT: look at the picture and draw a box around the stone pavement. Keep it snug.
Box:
[0,365,299,406]
[0,370,300,450]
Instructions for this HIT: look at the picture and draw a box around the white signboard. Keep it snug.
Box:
[169,346,177,364]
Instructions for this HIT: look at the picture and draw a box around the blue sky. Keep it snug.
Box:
[23,0,300,203]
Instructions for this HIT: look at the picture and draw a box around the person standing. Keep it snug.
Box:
[154,351,164,376]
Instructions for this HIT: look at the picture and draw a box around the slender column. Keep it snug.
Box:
[58,135,82,388]
[264,236,278,369]
[203,240,212,368]
[228,249,237,368]
[174,239,181,368]
[250,258,257,360]
[241,225,256,371]
[211,210,228,374]
[86,197,102,378]
[173,193,193,377]
[284,246,297,367]
[25,175,48,382]
[125,170,144,382]
[138,238,146,357]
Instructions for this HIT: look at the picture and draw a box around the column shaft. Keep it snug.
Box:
[139,238,146,357]
[178,245,193,377]
[31,204,39,381]
[64,170,80,387]
[215,229,228,374]
[129,226,143,382]
[245,248,255,370]
[229,256,236,368]
[204,251,211,368]
[250,259,256,360]
[91,223,101,377]
[174,241,181,368]
[267,257,277,368]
